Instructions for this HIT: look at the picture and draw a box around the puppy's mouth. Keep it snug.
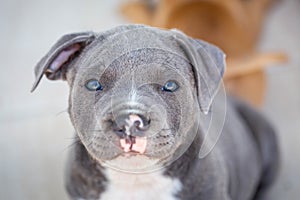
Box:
[120,135,147,154]
[119,114,147,154]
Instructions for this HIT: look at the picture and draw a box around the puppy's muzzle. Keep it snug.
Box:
[110,110,151,154]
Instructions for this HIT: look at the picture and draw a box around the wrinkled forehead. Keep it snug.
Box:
[77,27,190,72]
[73,27,195,85]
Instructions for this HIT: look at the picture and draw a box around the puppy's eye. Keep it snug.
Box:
[85,79,103,91]
[162,81,179,92]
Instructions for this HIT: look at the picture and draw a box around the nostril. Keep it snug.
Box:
[143,117,151,128]
[147,118,151,126]
[135,114,151,127]
[133,116,151,130]
[113,126,126,138]
[134,120,141,127]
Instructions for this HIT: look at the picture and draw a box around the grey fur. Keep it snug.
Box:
[33,25,279,200]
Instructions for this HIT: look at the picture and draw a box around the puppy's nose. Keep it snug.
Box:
[112,113,150,137]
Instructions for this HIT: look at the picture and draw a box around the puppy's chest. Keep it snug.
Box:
[99,169,182,200]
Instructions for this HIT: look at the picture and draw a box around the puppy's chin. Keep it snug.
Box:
[101,154,163,173]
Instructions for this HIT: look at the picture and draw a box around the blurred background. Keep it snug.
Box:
[0,0,299,199]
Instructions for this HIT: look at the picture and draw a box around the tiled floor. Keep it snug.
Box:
[0,0,299,199]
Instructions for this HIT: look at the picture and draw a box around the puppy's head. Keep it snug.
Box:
[32,25,225,172]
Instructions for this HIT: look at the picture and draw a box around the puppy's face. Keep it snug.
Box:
[32,25,225,172]
[70,48,199,172]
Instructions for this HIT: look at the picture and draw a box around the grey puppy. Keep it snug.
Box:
[32,25,279,200]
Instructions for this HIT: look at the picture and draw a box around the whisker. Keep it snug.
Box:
[90,129,103,132]
[56,109,68,117]
[161,128,172,131]
[61,134,96,152]
[86,140,93,148]
[62,138,81,152]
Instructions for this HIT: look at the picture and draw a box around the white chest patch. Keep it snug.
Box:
[99,169,182,200]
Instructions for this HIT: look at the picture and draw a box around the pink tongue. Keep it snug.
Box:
[120,137,147,154]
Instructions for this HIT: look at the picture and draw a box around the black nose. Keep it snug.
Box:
[112,113,150,138]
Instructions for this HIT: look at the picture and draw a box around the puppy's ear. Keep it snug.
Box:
[173,31,226,114]
[31,32,95,92]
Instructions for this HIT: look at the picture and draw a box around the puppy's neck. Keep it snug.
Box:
[100,168,182,200]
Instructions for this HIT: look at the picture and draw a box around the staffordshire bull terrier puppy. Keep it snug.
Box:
[32,25,279,200]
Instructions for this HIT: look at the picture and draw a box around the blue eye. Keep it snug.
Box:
[85,79,103,91]
[162,81,179,92]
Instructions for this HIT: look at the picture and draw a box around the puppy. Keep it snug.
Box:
[32,25,279,200]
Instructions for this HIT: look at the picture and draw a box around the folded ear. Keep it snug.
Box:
[31,32,95,92]
[173,30,226,114]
